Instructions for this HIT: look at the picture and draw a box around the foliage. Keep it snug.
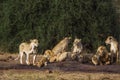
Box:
[0,0,119,53]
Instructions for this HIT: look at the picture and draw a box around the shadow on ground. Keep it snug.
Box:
[0,55,120,74]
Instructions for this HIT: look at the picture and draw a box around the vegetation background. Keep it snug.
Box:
[0,0,119,53]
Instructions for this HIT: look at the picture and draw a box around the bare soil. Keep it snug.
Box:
[0,53,120,74]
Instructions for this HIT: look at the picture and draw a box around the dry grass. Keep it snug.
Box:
[0,53,120,80]
[0,70,120,80]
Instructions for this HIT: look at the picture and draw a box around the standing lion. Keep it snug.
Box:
[15,39,39,65]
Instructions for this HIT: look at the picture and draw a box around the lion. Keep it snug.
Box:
[36,56,48,67]
[52,37,71,55]
[44,49,55,59]
[15,39,39,65]
[96,46,108,56]
[92,54,99,66]
[56,52,70,62]
[71,38,83,60]
[105,36,119,63]
[44,50,69,62]
[92,46,111,65]
[72,38,83,53]
[49,55,57,63]
[78,54,93,63]
[43,49,57,63]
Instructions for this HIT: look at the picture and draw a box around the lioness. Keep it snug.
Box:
[44,50,69,62]
[92,46,111,65]
[105,36,119,63]
[56,52,70,62]
[36,56,48,67]
[43,49,56,63]
[72,38,83,54]
[52,37,71,54]
[15,39,39,65]
[71,38,83,60]
[92,54,99,66]
[49,55,57,63]
[44,49,55,59]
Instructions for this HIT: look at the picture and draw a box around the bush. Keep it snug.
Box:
[0,0,119,53]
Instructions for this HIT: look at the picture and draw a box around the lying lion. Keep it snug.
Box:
[56,52,70,62]
[43,49,56,63]
[36,56,48,68]
[92,46,111,65]
[44,49,55,59]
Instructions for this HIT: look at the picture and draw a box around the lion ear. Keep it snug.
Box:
[109,37,112,40]
[101,46,105,50]
[109,36,114,40]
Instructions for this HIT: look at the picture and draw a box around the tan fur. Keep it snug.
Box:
[71,38,83,60]
[92,54,99,66]
[56,52,68,62]
[92,46,111,65]
[49,55,57,63]
[71,53,77,60]
[52,37,71,54]
[36,56,48,68]
[43,49,57,63]
[96,46,108,56]
[105,36,119,63]
[72,38,83,54]
[16,39,39,65]
[44,49,55,58]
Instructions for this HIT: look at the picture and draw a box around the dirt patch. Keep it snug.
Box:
[0,54,120,74]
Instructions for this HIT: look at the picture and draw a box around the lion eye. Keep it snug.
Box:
[109,37,112,40]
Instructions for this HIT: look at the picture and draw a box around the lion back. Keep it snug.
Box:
[52,37,71,54]
[19,42,31,52]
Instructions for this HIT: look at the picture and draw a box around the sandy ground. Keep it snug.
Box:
[0,53,120,80]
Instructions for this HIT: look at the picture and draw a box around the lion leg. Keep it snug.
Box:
[111,54,113,64]
[106,61,110,65]
[26,53,30,65]
[33,54,36,65]
[44,62,47,66]
[20,52,23,64]
[99,61,103,65]
[116,51,119,63]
